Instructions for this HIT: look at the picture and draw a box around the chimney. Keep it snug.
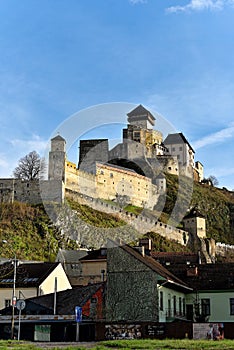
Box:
[139,238,152,254]
[187,266,198,277]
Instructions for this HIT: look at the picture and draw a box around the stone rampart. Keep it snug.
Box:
[216,242,234,256]
[65,189,189,246]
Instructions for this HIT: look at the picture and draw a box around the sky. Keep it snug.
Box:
[0,0,234,189]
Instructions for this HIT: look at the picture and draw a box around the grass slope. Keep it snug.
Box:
[1,175,234,261]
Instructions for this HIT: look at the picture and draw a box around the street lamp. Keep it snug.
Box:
[2,240,18,339]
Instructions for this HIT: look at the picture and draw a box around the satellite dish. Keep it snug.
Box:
[16,299,26,311]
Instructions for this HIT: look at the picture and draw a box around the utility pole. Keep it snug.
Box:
[11,255,17,339]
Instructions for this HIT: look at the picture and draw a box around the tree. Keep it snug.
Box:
[208,175,219,187]
[13,151,44,180]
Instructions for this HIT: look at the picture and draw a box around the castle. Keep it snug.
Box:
[0,105,211,254]
[0,105,203,209]
[60,104,203,210]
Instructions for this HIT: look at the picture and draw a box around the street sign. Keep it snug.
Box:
[16,299,26,311]
[75,306,82,323]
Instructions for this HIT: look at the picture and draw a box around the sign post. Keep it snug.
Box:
[75,306,82,342]
[16,299,26,341]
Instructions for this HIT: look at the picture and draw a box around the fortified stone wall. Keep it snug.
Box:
[0,179,42,204]
[216,242,234,257]
[65,189,190,246]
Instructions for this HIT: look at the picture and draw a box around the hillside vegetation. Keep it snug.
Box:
[0,176,234,261]
[163,174,234,244]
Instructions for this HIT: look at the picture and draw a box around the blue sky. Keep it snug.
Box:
[0,0,234,189]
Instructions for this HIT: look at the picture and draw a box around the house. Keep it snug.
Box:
[56,248,107,286]
[55,249,88,286]
[0,283,105,341]
[106,244,192,322]
[0,261,71,309]
[164,262,234,323]
[79,248,107,285]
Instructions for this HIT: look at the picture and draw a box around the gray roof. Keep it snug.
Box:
[127,104,155,120]
[164,133,195,153]
[56,249,88,263]
[27,283,104,314]
[51,135,66,142]
[0,262,63,288]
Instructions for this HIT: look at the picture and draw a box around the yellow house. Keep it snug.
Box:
[0,262,71,310]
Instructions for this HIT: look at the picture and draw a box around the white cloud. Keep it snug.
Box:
[10,134,47,155]
[129,0,147,4]
[193,122,234,149]
[166,0,225,13]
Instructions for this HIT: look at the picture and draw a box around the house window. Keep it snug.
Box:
[159,291,163,311]
[179,297,182,315]
[179,147,183,151]
[168,298,171,317]
[5,299,11,308]
[172,147,175,152]
[230,298,234,315]
[201,298,210,316]
[173,296,176,315]
[183,298,186,315]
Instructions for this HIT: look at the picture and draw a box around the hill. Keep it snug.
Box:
[0,177,234,261]
[163,174,234,244]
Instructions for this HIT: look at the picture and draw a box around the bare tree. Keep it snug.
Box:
[13,151,44,180]
[208,175,219,187]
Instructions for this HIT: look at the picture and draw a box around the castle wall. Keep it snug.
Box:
[65,189,189,246]
[156,156,179,176]
[94,163,159,209]
[0,179,42,204]
[40,180,65,203]
[65,161,79,192]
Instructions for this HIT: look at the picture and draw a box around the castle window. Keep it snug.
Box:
[27,183,30,187]
[113,182,114,184]
[110,173,113,178]
[168,167,171,170]
[100,170,104,175]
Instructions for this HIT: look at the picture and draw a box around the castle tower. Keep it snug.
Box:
[48,135,66,182]
[127,104,155,130]
[78,139,109,173]
[182,207,206,239]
